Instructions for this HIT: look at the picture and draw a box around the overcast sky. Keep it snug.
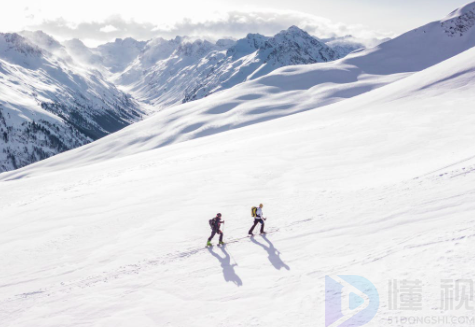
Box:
[1,0,471,46]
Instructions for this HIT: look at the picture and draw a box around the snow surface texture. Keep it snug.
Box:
[1,3,475,326]
[0,32,144,172]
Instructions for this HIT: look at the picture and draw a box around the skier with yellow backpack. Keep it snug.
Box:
[248,203,266,235]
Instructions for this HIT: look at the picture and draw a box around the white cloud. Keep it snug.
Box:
[99,25,119,33]
[26,10,394,47]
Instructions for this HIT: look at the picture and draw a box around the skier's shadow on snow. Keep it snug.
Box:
[251,235,290,270]
[207,246,243,287]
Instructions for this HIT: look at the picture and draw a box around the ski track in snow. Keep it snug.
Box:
[0,224,295,303]
[1,162,475,326]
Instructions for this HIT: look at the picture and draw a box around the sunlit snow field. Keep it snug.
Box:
[2,3,475,326]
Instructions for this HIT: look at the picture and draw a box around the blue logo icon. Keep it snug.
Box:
[325,275,379,327]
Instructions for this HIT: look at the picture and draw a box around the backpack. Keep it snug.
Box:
[209,218,216,229]
[251,206,257,218]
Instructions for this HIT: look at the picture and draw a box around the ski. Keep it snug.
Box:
[225,227,280,244]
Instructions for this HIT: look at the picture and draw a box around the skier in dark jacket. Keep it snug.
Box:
[207,213,225,246]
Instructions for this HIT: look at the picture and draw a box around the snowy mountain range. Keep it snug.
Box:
[29,0,474,165]
[114,26,341,108]
[1,3,475,326]
[0,32,144,172]
[2,1,475,174]
[0,26,348,172]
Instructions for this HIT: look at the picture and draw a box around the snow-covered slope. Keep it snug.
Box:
[0,25,347,173]
[0,32,144,172]
[4,33,475,177]
[115,26,340,108]
[113,2,475,113]
[8,1,468,173]
[3,2,474,174]
[9,1,473,172]
[1,28,475,327]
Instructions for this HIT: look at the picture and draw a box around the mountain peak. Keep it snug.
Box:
[0,33,42,58]
[176,39,215,57]
[445,1,475,20]
[111,37,145,47]
[226,33,268,57]
[273,25,314,41]
[64,38,86,47]
[249,26,339,74]
[286,25,306,34]
[244,33,268,42]
[20,30,64,53]
[441,1,475,37]
[216,38,236,48]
